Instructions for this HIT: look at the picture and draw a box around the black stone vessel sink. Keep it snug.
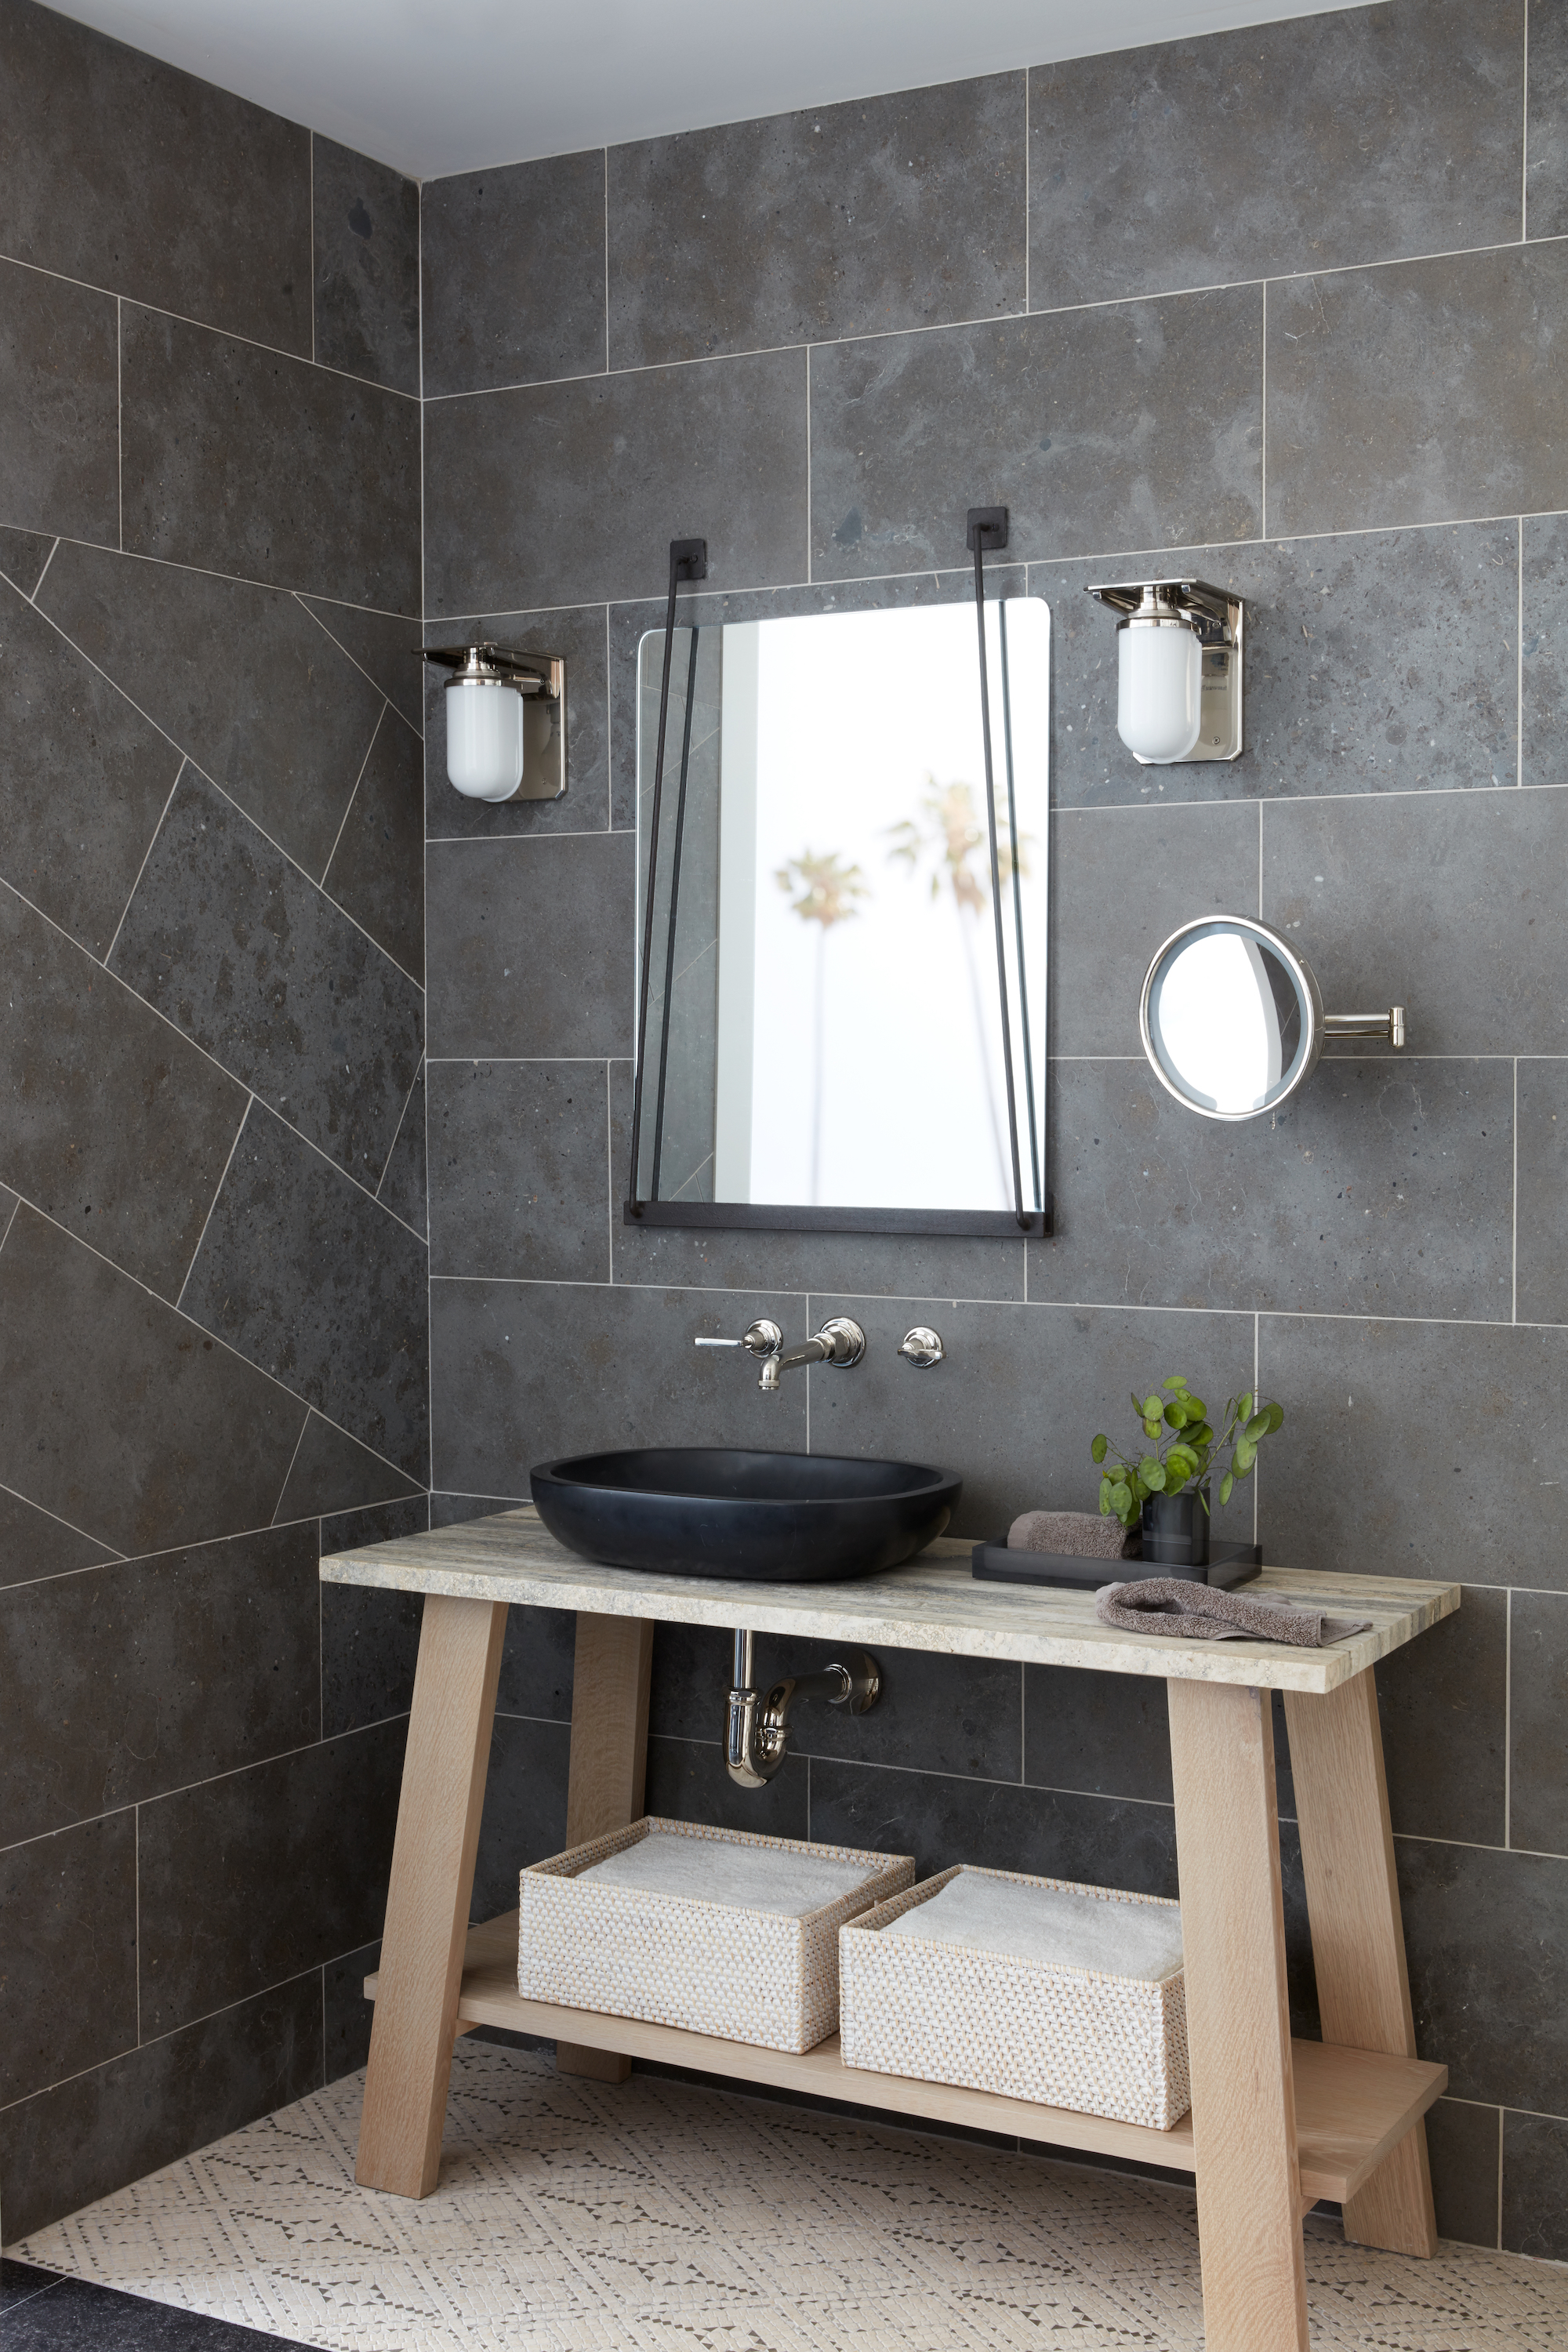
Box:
[530,1447,961,1583]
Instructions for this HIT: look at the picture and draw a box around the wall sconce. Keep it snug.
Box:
[1084,580,1243,764]
[419,642,566,802]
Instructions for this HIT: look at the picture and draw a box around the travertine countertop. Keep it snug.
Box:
[321,1507,1458,1693]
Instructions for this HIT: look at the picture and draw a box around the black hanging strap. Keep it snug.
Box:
[967,506,1031,1232]
[650,625,702,1200]
[627,537,707,1216]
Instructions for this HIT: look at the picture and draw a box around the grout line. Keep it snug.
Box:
[134,1803,141,2043]
[426,826,630,846]
[174,1095,252,1310]
[602,148,610,372]
[605,1061,615,1279]
[116,296,123,552]
[102,758,187,968]
[27,535,60,601]
[376,1054,425,1203]
[1523,0,1531,244]
[1512,1058,1519,1323]
[1518,516,1526,786]
[321,1965,328,2092]
[320,705,385,892]
[295,596,422,741]
[1023,65,1030,314]
[270,1409,314,1530]
[1497,2098,1506,2249]
[309,134,316,367]
[0,1476,125,1558]
[15,522,420,620]
[1504,1585,1513,1850]
[0,1190,18,1254]
[1260,278,1267,539]
[1257,799,1264,916]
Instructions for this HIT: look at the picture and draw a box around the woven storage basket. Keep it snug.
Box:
[839,1863,1190,2129]
[519,1816,914,2054]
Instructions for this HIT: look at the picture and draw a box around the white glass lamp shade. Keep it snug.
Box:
[445,677,525,800]
[1117,621,1203,763]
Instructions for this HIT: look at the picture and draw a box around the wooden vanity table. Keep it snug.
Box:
[324,1512,1457,2352]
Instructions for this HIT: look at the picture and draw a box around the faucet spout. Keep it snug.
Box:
[755,1316,867,1392]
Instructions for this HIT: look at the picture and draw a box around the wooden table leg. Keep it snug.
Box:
[1169,1677,1310,2352]
[1282,1671,1438,2257]
[355,1594,507,2197]
[556,1610,655,2082]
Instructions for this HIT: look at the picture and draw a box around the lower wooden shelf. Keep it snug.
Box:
[367,1911,1446,2207]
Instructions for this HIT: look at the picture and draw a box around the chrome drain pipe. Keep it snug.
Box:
[726,1628,880,1788]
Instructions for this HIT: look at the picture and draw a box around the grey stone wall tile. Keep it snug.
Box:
[423,350,808,616]
[0,884,249,1299]
[1266,245,1568,540]
[424,603,608,839]
[428,1060,609,1283]
[497,1602,576,1722]
[1262,787,1568,1055]
[1398,1839,1568,2110]
[608,75,1025,369]
[180,1105,429,1480]
[1024,1667,1174,1807]
[0,1484,117,1592]
[1375,1584,1508,1847]
[324,1939,380,2082]
[421,151,606,399]
[301,598,424,730]
[0,1813,137,2105]
[1510,1590,1568,1856]
[804,1295,1256,1549]
[0,1971,322,2244]
[809,1760,1178,1898]
[471,1714,572,1920]
[136,1717,406,2036]
[37,541,387,884]
[0,257,118,542]
[274,1410,423,1522]
[119,306,420,612]
[1527,0,1568,240]
[1042,1057,1512,1323]
[426,834,634,1060]
[0,1524,321,1843]
[0,1206,306,1558]
[430,1490,528,1526]
[1521,510,1568,787]
[797,1644,1021,1783]
[1424,2097,1501,2248]
[1258,1315,1568,1588]
[0,526,56,596]
[322,710,425,983]
[1516,1059,1568,1326]
[1502,2110,1568,2259]
[0,0,311,353]
[1051,801,1261,1055]
[0,578,181,958]
[1029,1,1523,310]
[376,1062,426,1239]
[311,136,419,397]
[321,1516,429,1740]
[109,769,423,1185]
[1037,521,1519,811]
[809,289,1262,581]
[428,1279,807,1498]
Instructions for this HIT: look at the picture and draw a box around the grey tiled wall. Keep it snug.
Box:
[0,1,426,2238]
[419,0,1568,2259]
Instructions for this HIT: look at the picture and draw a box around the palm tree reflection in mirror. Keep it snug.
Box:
[887,779,1031,1202]
[774,848,869,1203]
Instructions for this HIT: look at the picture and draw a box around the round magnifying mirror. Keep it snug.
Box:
[1141,916,1324,1120]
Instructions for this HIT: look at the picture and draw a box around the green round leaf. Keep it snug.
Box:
[1143,1394,1163,1420]
[1245,1409,1272,1439]
[1142,1462,1167,1492]
[1163,1375,1190,1392]
[1185,1395,1207,1421]
[1267,1402,1286,1433]
[1219,1471,1235,1506]
[1091,1433,1109,1464]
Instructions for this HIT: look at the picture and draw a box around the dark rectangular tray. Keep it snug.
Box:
[971,1539,1263,1592]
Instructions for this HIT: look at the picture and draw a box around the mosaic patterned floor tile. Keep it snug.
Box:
[11,2044,1568,2352]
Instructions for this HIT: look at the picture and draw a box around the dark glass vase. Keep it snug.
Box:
[1141,1489,1210,1570]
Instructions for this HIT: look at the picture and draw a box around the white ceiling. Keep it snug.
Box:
[55,1,1376,181]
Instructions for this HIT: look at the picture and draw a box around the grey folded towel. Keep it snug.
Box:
[1094,1579,1373,1647]
[1009,1509,1138,1559]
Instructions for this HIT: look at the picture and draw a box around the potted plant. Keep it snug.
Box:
[1091,1377,1285,1568]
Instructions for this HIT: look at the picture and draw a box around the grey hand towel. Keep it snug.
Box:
[1094,1579,1372,1647]
[1009,1509,1138,1559]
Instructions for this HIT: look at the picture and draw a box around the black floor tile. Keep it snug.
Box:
[0,2272,318,2350]
[1,2259,66,2312]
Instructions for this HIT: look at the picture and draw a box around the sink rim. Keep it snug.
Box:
[532,1444,958,1507]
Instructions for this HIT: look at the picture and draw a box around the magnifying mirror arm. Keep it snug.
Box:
[1323,1008,1406,1048]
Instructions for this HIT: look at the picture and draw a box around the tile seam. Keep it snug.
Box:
[375,1054,426,1203]
[100,758,187,971]
[269,1408,315,1530]
[23,525,420,618]
[293,596,424,742]
[318,703,387,894]
[173,1094,254,1312]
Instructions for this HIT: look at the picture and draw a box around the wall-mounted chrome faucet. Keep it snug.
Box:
[696,1316,867,1393]
[726,1628,880,1787]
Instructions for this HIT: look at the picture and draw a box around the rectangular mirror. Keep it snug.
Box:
[627,594,1050,1236]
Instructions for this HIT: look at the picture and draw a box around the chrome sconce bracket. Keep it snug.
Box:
[419,641,568,801]
[1084,578,1244,764]
[726,1630,880,1788]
